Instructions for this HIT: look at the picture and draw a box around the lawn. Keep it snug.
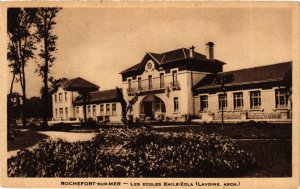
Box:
[151,123,291,139]
[8,129,49,151]
[236,139,292,177]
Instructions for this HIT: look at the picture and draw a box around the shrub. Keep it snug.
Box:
[8,128,256,177]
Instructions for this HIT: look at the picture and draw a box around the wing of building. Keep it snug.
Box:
[50,42,292,124]
[50,77,123,125]
[120,42,292,123]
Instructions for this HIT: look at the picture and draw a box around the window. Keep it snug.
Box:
[155,99,166,112]
[88,106,91,117]
[128,79,132,92]
[250,91,261,110]
[174,97,179,112]
[92,105,96,117]
[76,107,79,117]
[59,108,63,118]
[55,94,57,103]
[65,107,68,118]
[106,104,110,115]
[55,108,58,117]
[233,92,243,110]
[160,73,164,88]
[100,105,104,115]
[59,93,63,102]
[138,77,142,90]
[218,93,227,110]
[65,92,67,101]
[148,75,152,89]
[200,95,208,111]
[275,89,288,109]
[172,71,177,86]
[112,104,116,115]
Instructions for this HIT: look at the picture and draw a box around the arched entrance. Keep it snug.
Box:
[140,95,166,120]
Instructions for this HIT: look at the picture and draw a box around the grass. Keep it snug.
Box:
[151,124,291,139]
[8,130,49,151]
[236,140,292,177]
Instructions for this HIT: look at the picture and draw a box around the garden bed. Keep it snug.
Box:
[8,128,256,177]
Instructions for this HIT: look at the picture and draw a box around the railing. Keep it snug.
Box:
[170,81,180,90]
[127,81,180,96]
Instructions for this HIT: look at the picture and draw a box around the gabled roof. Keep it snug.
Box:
[62,77,99,92]
[120,47,224,74]
[73,88,122,105]
[193,61,292,91]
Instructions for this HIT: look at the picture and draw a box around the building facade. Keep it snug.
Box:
[193,62,292,122]
[120,42,292,123]
[51,42,292,124]
[50,78,122,124]
[73,89,122,123]
[52,84,79,122]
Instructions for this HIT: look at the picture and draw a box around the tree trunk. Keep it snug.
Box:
[83,94,87,123]
[8,72,16,127]
[221,91,225,129]
[21,67,27,127]
[42,34,49,127]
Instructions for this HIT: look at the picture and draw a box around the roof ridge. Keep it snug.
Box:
[148,52,161,63]
[66,77,80,88]
[222,61,292,74]
[182,48,187,59]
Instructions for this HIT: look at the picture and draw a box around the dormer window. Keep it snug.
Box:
[148,75,152,90]
[160,73,164,88]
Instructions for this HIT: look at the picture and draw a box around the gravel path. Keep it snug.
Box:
[7,131,97,158]
[37,131,96,142]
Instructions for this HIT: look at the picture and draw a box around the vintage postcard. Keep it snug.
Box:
[0,1,299,189]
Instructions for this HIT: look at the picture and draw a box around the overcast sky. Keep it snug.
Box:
[9,6,292,97]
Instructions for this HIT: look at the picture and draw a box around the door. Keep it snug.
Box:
[144,101,153,117]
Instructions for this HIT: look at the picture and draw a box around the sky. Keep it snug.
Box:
[8,6,293,97]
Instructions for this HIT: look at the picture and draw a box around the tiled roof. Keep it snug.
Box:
[62,77,99,91]
[120,47,215,74]
[193,62,292,90]
[73,88,122,105]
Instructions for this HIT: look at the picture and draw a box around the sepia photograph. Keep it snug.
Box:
[1,2,299,188]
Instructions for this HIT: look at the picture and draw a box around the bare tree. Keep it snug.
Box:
[214,74,234,128]
[7,8,37,127]
[116,87,140,129]
[33,8,61,127]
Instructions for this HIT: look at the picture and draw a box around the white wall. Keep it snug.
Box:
[52,86,79,120]
[122,66,208,120]
[74,102,122,123]
[194,87,291,120]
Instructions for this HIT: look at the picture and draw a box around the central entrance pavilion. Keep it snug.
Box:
[139,95,166,120]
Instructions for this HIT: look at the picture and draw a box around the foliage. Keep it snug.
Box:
[8,128,256,177]
[30,8,61,127]
[7,8,38,127]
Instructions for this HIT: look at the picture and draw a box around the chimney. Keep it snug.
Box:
[189,45,195,58]
[206,42,214,60]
